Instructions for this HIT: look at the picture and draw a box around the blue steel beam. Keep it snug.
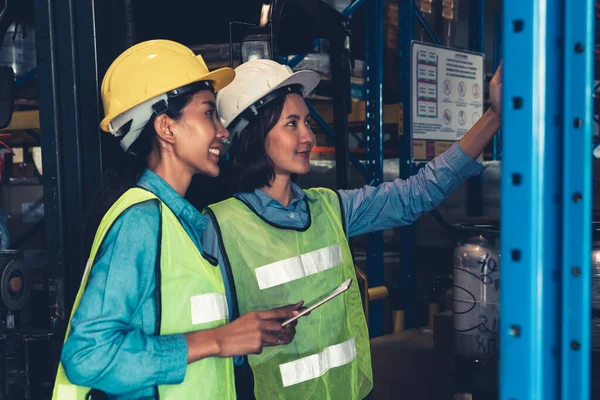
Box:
[287,53,308,70]
[467,0,484,217]
[15,68,37,88]
[412,4,441,45]
[365,0,384,338]
[342,0,370,17]
[398,0,416,329]
[468,0,484,54]
[500,0,562,398]
[492,11,502,160]
[306,102,370,180]
[560,0,593,397]
[364,6,383,186]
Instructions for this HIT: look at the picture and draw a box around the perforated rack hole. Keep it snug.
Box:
[511,173,522,186]
[512,97,523,109]
[513,20,524,32]
[511,249,521,261]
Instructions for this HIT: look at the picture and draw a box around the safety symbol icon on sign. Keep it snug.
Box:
[458,110,466,126]
[443,109,452,125]
[472,83,480,99]
[443,79,452,96]
[458,81,466,98]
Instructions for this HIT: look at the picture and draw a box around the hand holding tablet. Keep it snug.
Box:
[281,278,353,327]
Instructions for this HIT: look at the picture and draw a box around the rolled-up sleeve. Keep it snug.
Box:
[339,142,485,237]
[61,202,188,394]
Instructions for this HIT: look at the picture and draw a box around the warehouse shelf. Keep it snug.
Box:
[311,101,401,126]
[311,146,400,158]
[0,110,41,146]
[0,110,40,133]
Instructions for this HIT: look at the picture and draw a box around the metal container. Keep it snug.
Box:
[451,220,600,356]
[452,221,500,361]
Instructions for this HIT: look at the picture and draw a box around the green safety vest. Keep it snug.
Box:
[52,187,235,400]
[206,188,373,400]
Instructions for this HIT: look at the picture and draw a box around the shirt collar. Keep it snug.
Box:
[136,169,207,232]
[235,182,315,215]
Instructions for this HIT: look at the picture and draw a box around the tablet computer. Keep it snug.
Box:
[281,278,352,327]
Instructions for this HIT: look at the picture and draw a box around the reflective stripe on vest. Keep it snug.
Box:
[207,188,373,400]
[279,337,357,388]
[52,187,236,400]
[255,244,343,290]
[57,384,77,399]
[191,292,229,324]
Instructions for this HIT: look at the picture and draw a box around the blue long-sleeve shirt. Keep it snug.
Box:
[202,142,484,323]
[61,169,207,399]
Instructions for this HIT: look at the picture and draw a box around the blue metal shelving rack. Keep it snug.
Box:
[365,0,385,337]
[500,0,593,399]
[493,10,502,160]
[467,0,485,217]
[499,1,562,397]
[397,0,417,332]
[561,0,593,397]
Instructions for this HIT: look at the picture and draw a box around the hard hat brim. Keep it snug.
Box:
[100,65,235,132]
[222,69,320,129]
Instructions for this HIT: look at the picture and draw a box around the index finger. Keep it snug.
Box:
[256,308,296,321]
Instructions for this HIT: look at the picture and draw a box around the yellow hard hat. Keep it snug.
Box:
[100,39,234,150]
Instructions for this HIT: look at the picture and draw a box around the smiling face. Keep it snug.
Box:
[264,93,315,177]
[171,90,229,177]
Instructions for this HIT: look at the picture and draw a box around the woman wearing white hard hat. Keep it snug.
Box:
[52,41,300,400]
[203,59,502,400]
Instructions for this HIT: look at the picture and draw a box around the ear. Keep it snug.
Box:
[153,114,177,145]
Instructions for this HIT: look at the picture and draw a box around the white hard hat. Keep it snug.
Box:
[216,59,320,139]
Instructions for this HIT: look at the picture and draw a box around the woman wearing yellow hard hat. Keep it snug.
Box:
[202,59,503,400]
[52,40,301,400]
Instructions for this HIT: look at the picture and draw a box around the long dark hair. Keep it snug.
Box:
[231,94,287,193]
[84,86,208,254]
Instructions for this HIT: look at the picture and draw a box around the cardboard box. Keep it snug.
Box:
[413,139,454,161]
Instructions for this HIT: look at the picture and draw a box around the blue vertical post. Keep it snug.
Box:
[560,0,593,397]
[398,0,416,328]
[468,0,484,52]
[500,0,562,398]
[365,0,385,338]
[492,11,502,160]
[467,0,484,217]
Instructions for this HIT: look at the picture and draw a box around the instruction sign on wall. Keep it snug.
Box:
[411,41,484,143]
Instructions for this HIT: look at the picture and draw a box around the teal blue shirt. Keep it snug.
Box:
[61,169,206,399]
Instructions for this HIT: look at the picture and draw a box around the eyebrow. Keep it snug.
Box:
[285,113,311,120]
[203,101,216,108]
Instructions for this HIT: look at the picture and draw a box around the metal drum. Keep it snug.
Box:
[452,221,500,362]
